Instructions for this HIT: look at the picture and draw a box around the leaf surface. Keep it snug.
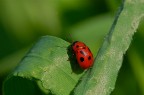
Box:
[3,36,84,95]
[73,0,144,95]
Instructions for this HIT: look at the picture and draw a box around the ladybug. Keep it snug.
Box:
[71,41,94,69]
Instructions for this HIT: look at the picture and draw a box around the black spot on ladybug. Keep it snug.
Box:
[80,57,84,62]
[82,47,86,49]
[88,56,91,60]
[80,50,85,55]
[76,45,79,48]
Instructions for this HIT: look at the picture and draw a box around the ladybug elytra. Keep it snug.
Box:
[71,41,94,69]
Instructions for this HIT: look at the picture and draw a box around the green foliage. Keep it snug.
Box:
[1,0,144,95]
[73,0,144,95]
[3,36,85,95]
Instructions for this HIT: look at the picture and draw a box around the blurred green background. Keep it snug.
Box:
[0,0,144,95]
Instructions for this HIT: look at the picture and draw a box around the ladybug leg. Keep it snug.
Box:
[89,66,93,69]
[67,53,75,61]
[67,58,70,61]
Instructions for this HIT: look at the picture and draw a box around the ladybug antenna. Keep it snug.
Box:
[64,34,69,42]
[67,31,74,43]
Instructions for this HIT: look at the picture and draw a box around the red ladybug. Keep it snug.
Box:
[71,41,94,69]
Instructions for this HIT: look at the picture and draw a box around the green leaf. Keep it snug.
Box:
[128,47,144,95]
[3,0,144,95]
[73,0,144,95]
[3,36,84,95]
